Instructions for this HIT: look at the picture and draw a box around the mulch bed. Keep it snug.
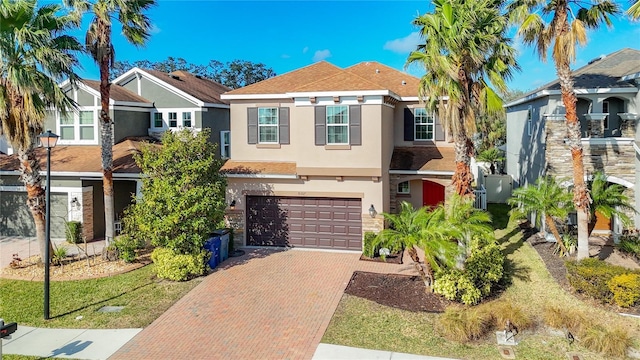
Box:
[358,253,403,264]
[344,271,454,312]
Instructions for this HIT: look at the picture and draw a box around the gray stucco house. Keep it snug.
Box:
[505,48,640,233]
[0,70,230,240]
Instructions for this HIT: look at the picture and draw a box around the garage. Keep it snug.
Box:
[0,192,68,238]
[246,196,362,250]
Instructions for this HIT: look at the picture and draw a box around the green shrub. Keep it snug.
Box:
[607,273,640,307]
[437,307,493,342]
[433,239,504,305]
[114,235,144,263]
[52,245,67,266]
[554,234,577,257]
[566,258,636,303]
[151,247,209,281]
[617,231,640,257]
[65,221,82,244]
[363,231,378,258]
[581,324,632,358]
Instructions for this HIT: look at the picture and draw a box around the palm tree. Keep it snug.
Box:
[66,0,156,244]
[477,147,505,174]
[508,0,620,260]
[408,0,518,197]
[0,0,81,261]
[587,171,636,237]
[373,202,458,291]
[628,0,640,18]
[508,176,573,254]
[442,194,494,263]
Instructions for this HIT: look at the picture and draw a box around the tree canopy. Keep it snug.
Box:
[110,57,276,88]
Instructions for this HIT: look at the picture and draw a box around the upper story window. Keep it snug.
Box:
[182,112,192,127]
[397,181,410,194]
[168,112,178,128]
[58,109,97,144]
[154,113,163,128]
[326,105,349,144]
[527,106,533,136]
[258,107,279,143]
[220,130,230,159]
[414,108,434,141]
[247,107,290,145]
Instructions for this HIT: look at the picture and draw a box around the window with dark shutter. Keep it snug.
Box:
[279,107,290,144]
[247,107,258,144]
[349,105,361,145]
[404,108,414,141]
[315,106,326,145]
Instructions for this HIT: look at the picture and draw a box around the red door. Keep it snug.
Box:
[422,180,445,207]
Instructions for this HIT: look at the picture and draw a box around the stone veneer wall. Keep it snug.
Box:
[362,214,384,236]
[545,120,636,225]
[225,209,245,248]
[82,188,94,240]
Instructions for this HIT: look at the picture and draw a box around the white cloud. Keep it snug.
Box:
[383,32,421,54]
[281,54,291,59]
[312,49,331,62]
[150,24,161,35]
[302,46,309,54]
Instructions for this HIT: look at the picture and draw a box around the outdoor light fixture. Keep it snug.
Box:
[39,129,58,320]
[229,200,236,210]
[369,204,377,218]
[70,197,80,210]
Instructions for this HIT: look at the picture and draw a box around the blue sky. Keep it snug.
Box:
[69,0,640,92]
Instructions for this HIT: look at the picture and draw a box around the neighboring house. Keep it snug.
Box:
[0,70,230,240]
[220,61,456,251]
[113,68,231,157]
[505,48,640,233]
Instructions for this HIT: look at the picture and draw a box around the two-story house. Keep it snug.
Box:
[0,70,230,240]
[505,48,640,233]
[220,61,455,251]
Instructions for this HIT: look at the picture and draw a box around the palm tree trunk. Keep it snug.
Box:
[99,32,115,245]
[18,143,52,262]
[408,245,433,291]
[545,214,567,254]
[553,5,591,260]
[451,70,474,197]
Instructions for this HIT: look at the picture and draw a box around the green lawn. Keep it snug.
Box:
[0,264,202,328]
[322,204,640,359]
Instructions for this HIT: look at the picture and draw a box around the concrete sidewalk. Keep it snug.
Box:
[313,344,458,360]
[1,326,141,360]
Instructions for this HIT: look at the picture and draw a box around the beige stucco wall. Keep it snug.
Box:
[229,99,384,169]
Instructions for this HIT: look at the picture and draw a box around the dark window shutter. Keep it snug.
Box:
[247,107,258,144]
[349,105,361,146]
[404,108,414,141]
[279,107,290,144]
[315,106,326,146]
[435,115,445,141]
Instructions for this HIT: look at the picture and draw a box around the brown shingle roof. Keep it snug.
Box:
[390,146,456,172]
[224,61,344,95]
[220,160,297,175]
[346,62,420,98]
[0,137,159,174]
[82,80,150,103]
[224,60,420,97]
[143,69,231,105]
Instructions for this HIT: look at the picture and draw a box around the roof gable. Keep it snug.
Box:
[294,71,386,92]
[141,69,231,105]
[82,80,150,103]
[346,62,420,97]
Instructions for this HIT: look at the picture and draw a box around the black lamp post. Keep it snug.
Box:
[39,130,58,320]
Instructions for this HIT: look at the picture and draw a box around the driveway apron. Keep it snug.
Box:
[110,249,364,360]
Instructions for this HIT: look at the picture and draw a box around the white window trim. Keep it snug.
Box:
[397,181,410,194]
[57,107,99,145]
[151,108,196,130]
[182,111,193,128]
[414,108,434,141]
[527,106,533,136]
[326,105,349,145]
[168,112,178,128]
[220,130,230,159]
[258,107,279,144]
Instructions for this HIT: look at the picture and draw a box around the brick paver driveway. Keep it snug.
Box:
[110,248,411,360]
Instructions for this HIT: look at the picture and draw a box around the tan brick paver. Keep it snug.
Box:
[109,248,419,360]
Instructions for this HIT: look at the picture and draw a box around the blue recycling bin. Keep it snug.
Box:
[204,236,221,269]
[211,229,230,261]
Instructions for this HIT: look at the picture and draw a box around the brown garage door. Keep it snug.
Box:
[246,196,362,250]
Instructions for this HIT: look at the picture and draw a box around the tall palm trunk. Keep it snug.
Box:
[553,4,591,260]
[18,141,52,262]
[451,70,474,197]
[408,245,433,291]
[98,20,115,245]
